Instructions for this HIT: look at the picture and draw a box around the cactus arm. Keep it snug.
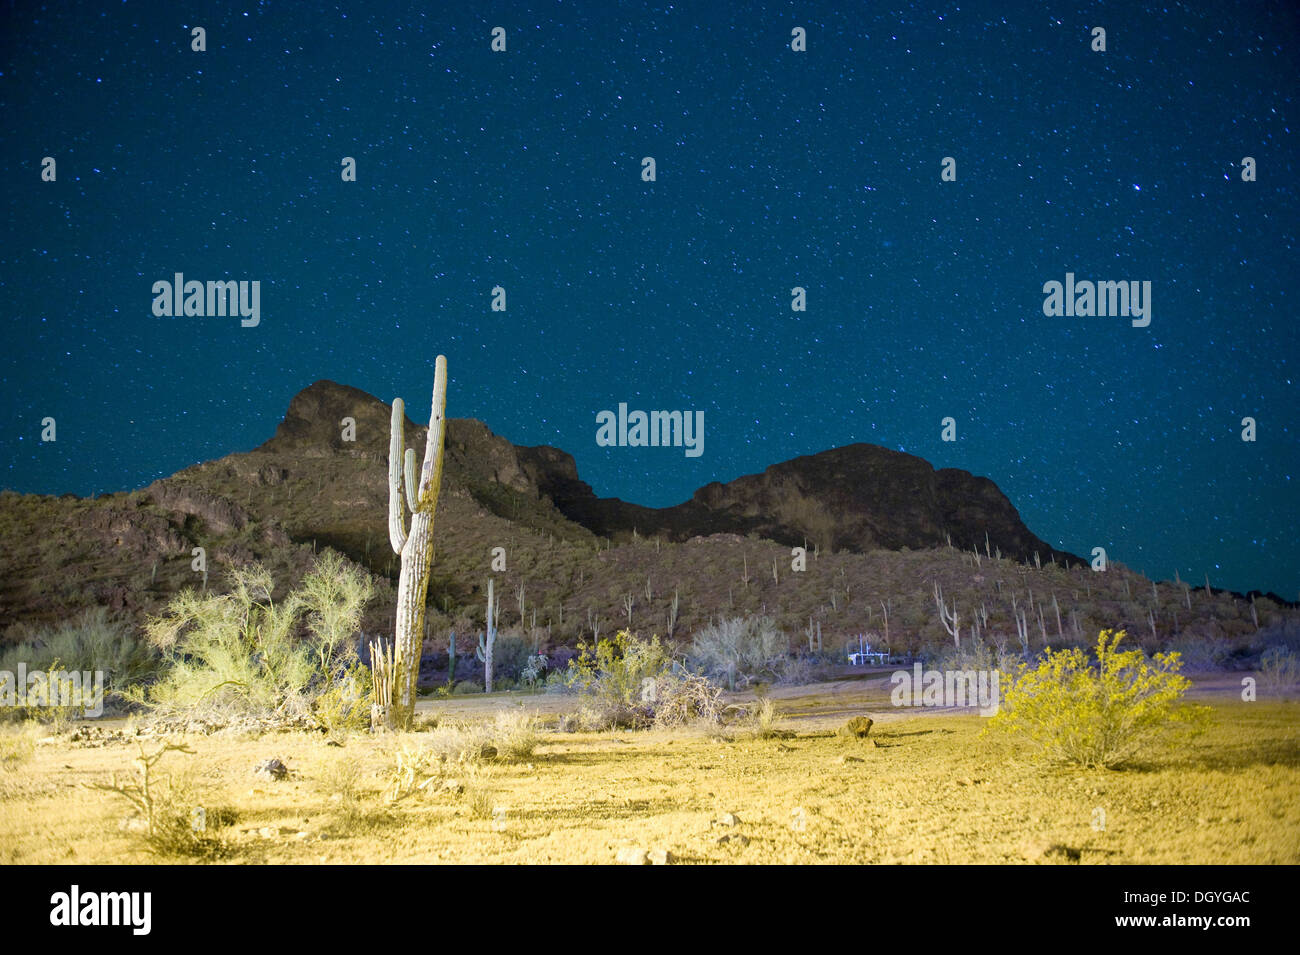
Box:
[403,448,419,513]
[387,398,408,554]
[415,354,448,512]
[476,631,487,663]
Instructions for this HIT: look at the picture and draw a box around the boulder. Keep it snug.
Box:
[838,716,873,739]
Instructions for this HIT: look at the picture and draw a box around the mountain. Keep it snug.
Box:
[0,380,1279,652]
[536,443,1071,564]
[268,380,1073,564]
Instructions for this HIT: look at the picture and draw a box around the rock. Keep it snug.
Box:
[647,848,674,865]
[616,847,649,865]
[441,779,464,794]
[838,717,874,739]
[716,833,750,846]
[252,758,289,781]
[836,755,864,764]
[717,812,741,827]
[479,745,498,760]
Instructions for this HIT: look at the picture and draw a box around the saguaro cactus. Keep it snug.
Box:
[447,630,457,686]
[476,577,498,692]
[379,355,448,729]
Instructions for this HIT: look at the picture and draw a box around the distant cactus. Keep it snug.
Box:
[476,578,498,692]
[447,630,457,686]
[377,355,448,729]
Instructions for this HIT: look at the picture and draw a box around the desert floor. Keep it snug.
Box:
[2,672,1297,864]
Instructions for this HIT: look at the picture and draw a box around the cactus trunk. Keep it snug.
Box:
[376,355,448,729]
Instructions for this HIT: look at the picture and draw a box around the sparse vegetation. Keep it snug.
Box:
[3,680,1294,864]
[137,553,373,726]
[316,752,365,826]
[986,629,1212,769]
[86,740,230,858]
[0,723,36,773]
[0,607,160,711]
[689,615,789,689]
[491,709,542,760]
[566,630,673,729]
[744,695,782,739]
[1258,647,1300,695]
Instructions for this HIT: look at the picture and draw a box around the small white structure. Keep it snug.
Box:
[847,633,890,666]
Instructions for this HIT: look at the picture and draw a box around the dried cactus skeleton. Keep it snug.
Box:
[376,355,448,729]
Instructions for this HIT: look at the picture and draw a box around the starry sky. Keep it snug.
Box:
[2,1,1296,598]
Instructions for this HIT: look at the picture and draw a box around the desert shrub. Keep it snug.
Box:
[748,696,781,738]
[463,764,498,820]
[774,654,814,686]
[384,743,447,805]
[316,753,365,825]
[0,657,97,729]
[649,672,725,729]
[489,630,535,682]
[139,553,372,724]
[452,680,483,696]
[544,665,583,694]
[423,721,502,765]
[313,663,374,740]
[568,631,673,729]
[0,724,36,772]
[491,709,542,760]
[689,615,788,689]
[385,741,441,802]
[924,640,1004,674]
[1168,634,1233,672]
[384,713,538,799]
[562,631,726,731]
[1257,647,1300,695]
[985,629,1211,769]
[0,607,160,712]
[520,654,549,688]
[87,741,230,857]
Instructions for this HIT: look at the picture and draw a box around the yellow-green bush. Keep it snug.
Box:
[139,552,372,722]
[985,629,1211,769]
[313,663,374,738]
[568,630,672,729]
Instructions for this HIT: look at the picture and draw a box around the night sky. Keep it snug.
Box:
[2,1,1296,598]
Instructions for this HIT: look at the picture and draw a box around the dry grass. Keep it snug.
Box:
[1,681,1296,864]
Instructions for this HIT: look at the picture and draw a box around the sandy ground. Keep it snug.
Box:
[3,670,1295,864]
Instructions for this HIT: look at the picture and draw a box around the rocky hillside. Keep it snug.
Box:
[542,443,1073,563]
[1,381,1286,655]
